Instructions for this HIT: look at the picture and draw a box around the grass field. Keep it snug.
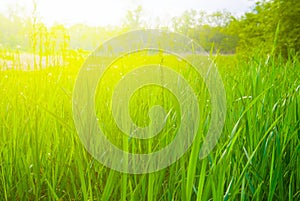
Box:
[0,50,299,200]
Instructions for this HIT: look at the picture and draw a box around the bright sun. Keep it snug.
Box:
[38,0,129,26]
[1,0,254,27]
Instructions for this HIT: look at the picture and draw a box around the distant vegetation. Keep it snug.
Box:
[0,0,299,56]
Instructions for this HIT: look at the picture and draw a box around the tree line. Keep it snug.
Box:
[0,0,299,57]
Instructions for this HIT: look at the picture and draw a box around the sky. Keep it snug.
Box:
[0,0,257,27]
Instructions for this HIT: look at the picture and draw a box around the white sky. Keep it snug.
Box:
[0,0,257,26]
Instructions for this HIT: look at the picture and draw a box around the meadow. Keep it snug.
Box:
[0,45,299,201]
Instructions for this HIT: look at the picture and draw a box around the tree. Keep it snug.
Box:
[49,24,70,66]
[172,10,197,35]
[172,10,238,53]
[123,6,144,30]
[235,0,300,57]
[274,0,300,56]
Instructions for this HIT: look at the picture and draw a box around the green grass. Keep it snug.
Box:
[0,52,299,200]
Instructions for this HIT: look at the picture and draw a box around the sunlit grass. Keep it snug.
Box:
[0,52,299,200]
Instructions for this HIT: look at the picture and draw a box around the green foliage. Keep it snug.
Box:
[0,53,299,200]
[0,1,299,58]
[236,0,300,57]
[0,2,300,200]
[172,10,237,53]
